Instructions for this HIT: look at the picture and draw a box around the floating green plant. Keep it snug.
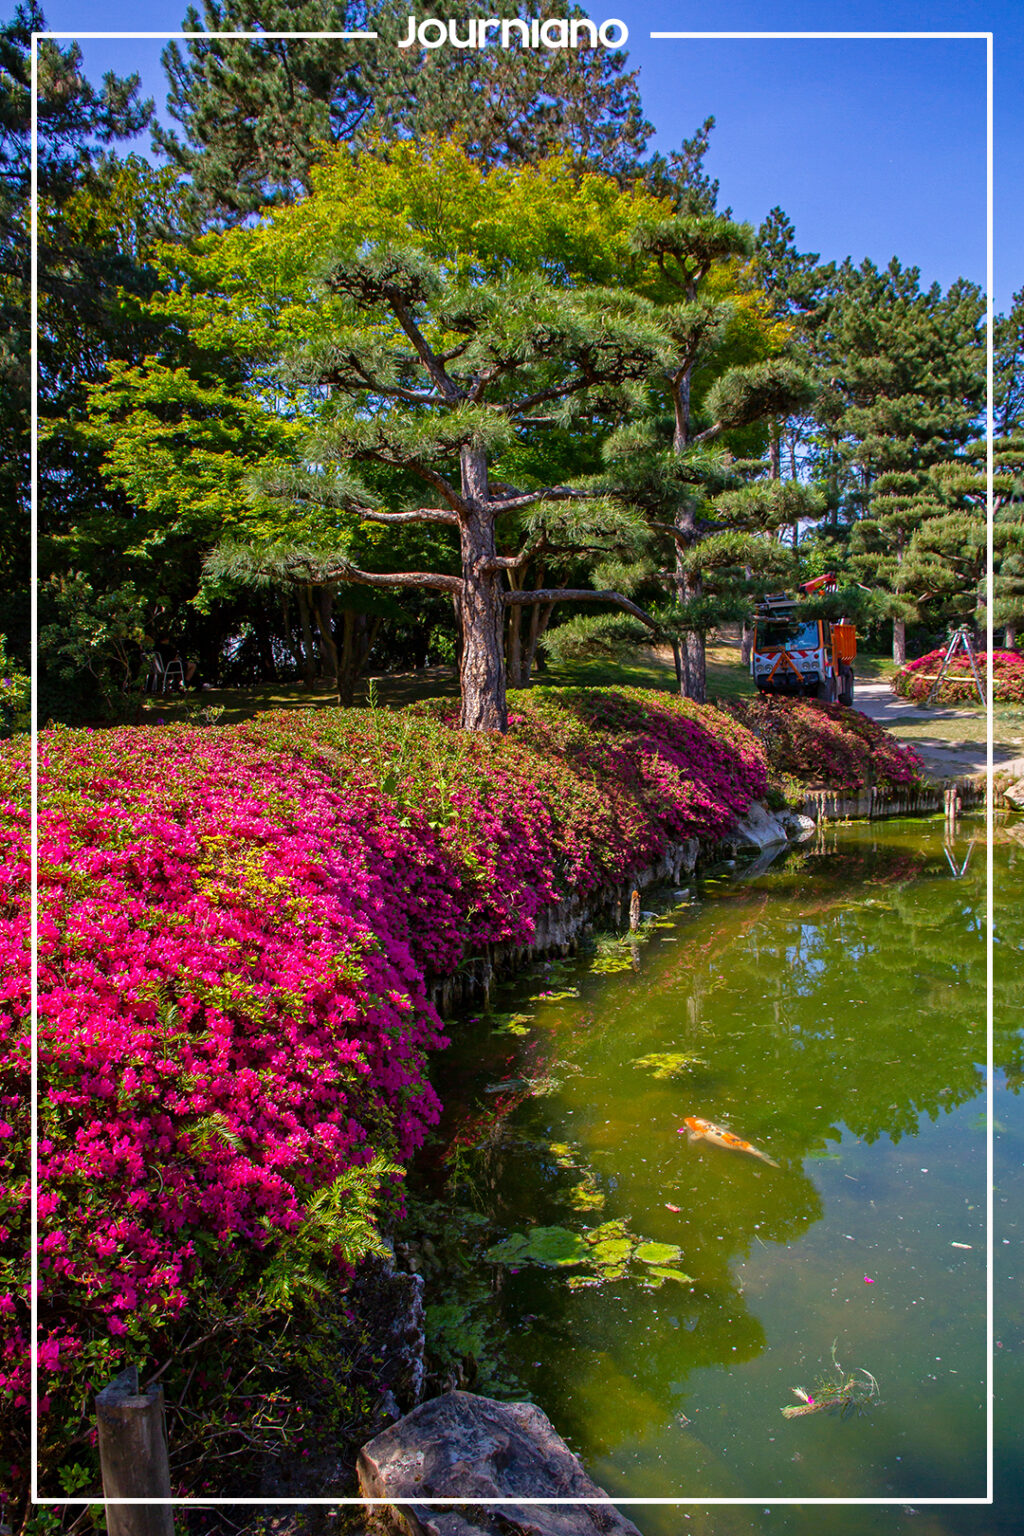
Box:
[488,1011,535,1037]
[634,1241,683,1265]
[782,1343,880,1419]
[484,1217,694,1289]
[631,1051,707,1080]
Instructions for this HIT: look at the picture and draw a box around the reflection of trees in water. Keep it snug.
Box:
[995,826,1024,1086]
[416,822,1006,1430]
[686,842,987,1151]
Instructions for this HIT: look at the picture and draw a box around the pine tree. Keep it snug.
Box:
[0,2,153,657]
[995,288,1024,437]
[609,213,815,700]
[156,0,653,225]
[257,247,668,730]
[807,259,985,660]
[114,146,683,729]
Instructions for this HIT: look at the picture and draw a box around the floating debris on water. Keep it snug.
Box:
[782,1343,880,1420]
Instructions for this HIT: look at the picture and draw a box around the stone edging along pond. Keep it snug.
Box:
[11,688,959,1518]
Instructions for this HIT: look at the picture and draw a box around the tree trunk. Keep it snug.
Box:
[296,585,317,687]
[506,574,524,689]
[253,606,279,684]
[314,587,340,692]
[674,495,706,703]
[740,563,755,665]
[740,620,754,667]
[337,609,380,706]
[338,609,358,706]
[459,448,507,731]
[893,617,907,666]
[683,629,707,703]
[524,598,554,685]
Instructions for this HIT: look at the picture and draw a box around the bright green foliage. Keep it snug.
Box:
[81,361,300,577]
[155,0,653,225]
[127,143,683,728]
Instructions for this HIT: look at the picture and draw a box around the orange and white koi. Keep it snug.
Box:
[679,1115,779,1168]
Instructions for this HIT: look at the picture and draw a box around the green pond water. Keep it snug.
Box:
[413,815,1024,1535]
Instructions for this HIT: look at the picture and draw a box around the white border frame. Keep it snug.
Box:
[28,23,995,1515]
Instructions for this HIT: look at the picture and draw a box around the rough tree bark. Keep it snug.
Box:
[893,617,907,666]
[459,446,508,731]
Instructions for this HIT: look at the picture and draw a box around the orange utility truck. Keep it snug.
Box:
[751,575,857,705]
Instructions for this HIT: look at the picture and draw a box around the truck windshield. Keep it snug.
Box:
[755,618,820,650]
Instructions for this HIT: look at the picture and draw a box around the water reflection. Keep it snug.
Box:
[412,817,997,1505]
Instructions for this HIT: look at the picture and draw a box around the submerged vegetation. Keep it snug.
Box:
[4,685,772,1506]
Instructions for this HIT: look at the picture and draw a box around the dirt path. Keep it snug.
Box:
[852,676,1012,780]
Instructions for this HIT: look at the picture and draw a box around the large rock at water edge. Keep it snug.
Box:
[357,1390,643,1536]
[995,757,1024,810]
[720,801,789,852]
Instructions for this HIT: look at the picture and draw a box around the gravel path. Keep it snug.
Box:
[851,676,1011,780]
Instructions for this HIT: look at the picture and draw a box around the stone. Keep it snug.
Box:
[992,757,1024,810]
[357,1391,644,1536]
[1003,778,1024,810]
[779,811,816,842]
[720,800,788,852]
[350,1255,426,1415]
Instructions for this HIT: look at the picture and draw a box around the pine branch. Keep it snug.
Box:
[282,555,462,596]
[504,587,659,629]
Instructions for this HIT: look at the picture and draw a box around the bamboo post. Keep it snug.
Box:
[95,1366,175,1536]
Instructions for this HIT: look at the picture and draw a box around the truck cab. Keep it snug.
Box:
[751,594,856,705]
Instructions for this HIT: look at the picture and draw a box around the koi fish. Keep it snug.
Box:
[679,1115,779,1168]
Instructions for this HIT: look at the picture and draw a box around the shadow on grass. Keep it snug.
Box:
[135,640,757,727]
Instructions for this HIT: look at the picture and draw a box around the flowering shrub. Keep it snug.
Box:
[1,688,773,1509]
[893,648,1022,705]
[720,696,925,794]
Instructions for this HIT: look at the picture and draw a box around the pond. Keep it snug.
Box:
[410,814,1023,1534]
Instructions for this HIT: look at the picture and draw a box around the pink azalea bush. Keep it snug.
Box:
[2,688,772,1506]
[893,648,1022,705]
[720,695,925,794]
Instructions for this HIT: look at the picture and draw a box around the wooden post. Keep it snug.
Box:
[629,889,641,932]
[95,1366,175,1536]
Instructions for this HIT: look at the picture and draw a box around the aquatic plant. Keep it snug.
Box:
[484,1218,694,1290]
[782,1342,880,1419]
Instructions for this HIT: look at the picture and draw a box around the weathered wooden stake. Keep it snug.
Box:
[95,1366,175,1536]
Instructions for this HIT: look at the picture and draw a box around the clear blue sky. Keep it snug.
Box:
[39,0,1020,312]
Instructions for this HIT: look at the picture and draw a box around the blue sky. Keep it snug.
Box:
[38,0,1020,312]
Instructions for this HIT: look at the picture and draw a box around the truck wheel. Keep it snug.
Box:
[815,675,837,703]
[839,666,854,706]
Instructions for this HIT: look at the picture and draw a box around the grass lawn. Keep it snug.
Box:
[882,702,1024,752]
[138,635,758,727]
[136,632,1023,760]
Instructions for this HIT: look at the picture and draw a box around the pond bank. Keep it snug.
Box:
[7,686,931,1519]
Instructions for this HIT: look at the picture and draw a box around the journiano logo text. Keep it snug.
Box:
[397,16,629,49]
